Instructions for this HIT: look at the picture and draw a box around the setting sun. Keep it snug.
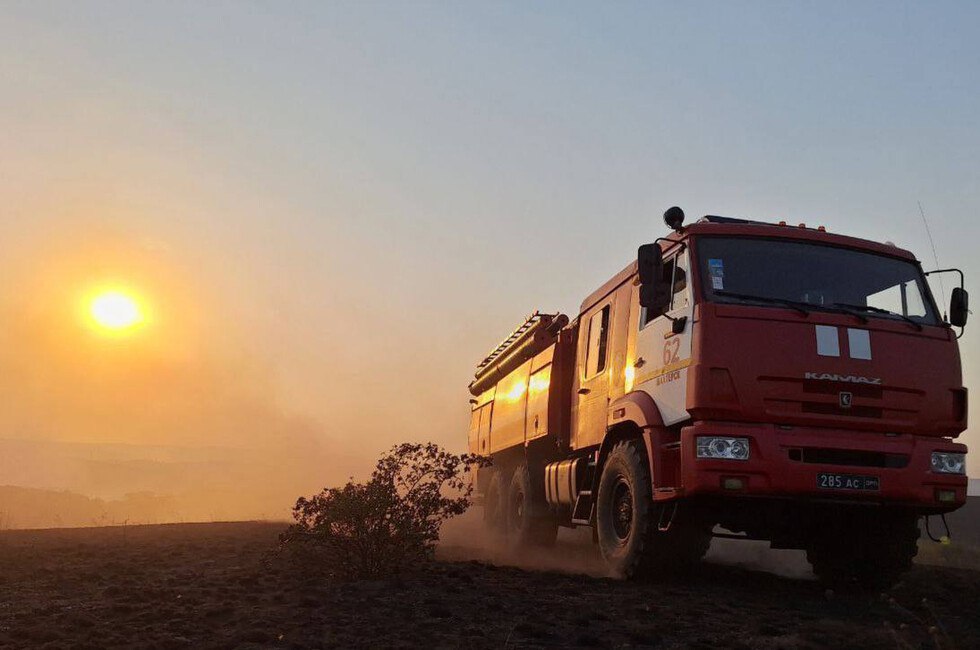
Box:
[89,291,144,330]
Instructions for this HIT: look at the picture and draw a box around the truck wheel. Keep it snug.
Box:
[806,510,919,590]
[596,440,711,579]
[506,464,558,548]
[483,470,507,536]
[595,440,655,578]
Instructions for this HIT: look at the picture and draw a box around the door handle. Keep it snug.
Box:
[577,388,591,395]
[634,357,646,368]
[671,316,688,335]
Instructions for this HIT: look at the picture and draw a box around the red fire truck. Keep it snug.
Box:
[468,208,969,586]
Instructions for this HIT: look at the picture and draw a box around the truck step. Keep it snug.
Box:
[571,489,594,524]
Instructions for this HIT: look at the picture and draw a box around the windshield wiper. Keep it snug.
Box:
[831,302,924,331]
[713,291,879,324]
[713,290,810,316]
[818,302,869,324]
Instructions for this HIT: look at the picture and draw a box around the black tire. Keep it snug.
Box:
[483,470,507,536]
[596,440,711,579]
[506,464,559,548]
[806,510,919,590]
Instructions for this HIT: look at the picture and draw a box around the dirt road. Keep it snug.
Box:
[0,521,977,648]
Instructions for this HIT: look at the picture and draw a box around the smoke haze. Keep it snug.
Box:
[0,225,348,527]
[3,3,980,529]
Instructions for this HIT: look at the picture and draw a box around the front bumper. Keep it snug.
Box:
[680,421,968,512]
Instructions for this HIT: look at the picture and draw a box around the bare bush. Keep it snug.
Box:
[279,443,487,580]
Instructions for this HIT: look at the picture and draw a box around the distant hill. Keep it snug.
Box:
[0,437,266,500]
[0,437,346,528]
[0,484,292,530]
[0,485,192,529]
[0,486,109,529]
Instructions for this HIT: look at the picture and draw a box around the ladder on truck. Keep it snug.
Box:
[475,311,548,377]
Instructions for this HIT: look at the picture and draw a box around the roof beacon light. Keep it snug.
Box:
[664,206,685,232]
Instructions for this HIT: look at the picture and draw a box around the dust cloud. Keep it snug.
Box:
[437,510,818,581]
[438,507,980,580]
[437,509,609,577]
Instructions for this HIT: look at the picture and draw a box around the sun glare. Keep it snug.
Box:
[89,291,144,330]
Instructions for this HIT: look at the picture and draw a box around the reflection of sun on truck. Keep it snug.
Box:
[468,208,970,586]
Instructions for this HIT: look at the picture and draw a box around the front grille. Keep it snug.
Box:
[788,447,908,468]
[802,379,883,399]
[759,375,924,429]
[802,402,882,418]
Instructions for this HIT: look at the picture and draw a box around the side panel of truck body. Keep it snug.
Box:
[470,330,577,458]
[468,386,495,456]
[526,346,554,442]
[490,358,533,453]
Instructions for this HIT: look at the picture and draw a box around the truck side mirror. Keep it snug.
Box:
[950,287,969,327]
[637,243,662,285]
[639,284,670,313]
[637,244,670,313]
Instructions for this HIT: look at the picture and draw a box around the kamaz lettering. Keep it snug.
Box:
[804,372,883,385]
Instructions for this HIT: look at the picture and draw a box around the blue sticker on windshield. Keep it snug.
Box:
[708,259,725,290]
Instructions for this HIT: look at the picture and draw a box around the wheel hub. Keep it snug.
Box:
[612,478,633,542]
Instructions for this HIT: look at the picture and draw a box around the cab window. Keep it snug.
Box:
[867,281,928,319]
[585,305,610,377]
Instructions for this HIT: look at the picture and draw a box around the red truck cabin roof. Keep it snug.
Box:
[579,219,919,315]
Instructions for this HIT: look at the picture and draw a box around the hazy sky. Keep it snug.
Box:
[2,1,979,486]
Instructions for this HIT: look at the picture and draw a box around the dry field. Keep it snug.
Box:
[0,520,978,649]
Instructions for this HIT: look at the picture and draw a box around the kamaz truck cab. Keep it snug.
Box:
[469,208,969,587]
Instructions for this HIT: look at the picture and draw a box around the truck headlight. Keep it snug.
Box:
[931,452,966,475]
[697,436,750,461]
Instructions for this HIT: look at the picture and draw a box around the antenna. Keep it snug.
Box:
[918,201,947,316]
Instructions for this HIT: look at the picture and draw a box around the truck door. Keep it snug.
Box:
[633,248,694,426]
[573,301,612,449]
[469,388,494,456]
[478,401,493,455]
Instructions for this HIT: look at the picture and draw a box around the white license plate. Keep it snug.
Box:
[816,472,880,491]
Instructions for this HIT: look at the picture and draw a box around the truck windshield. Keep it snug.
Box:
[696,237,940,326]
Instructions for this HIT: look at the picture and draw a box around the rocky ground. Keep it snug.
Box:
[0,520,978,649]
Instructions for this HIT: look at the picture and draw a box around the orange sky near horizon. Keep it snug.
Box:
[2,0,979,517]
[0,209,474,479]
